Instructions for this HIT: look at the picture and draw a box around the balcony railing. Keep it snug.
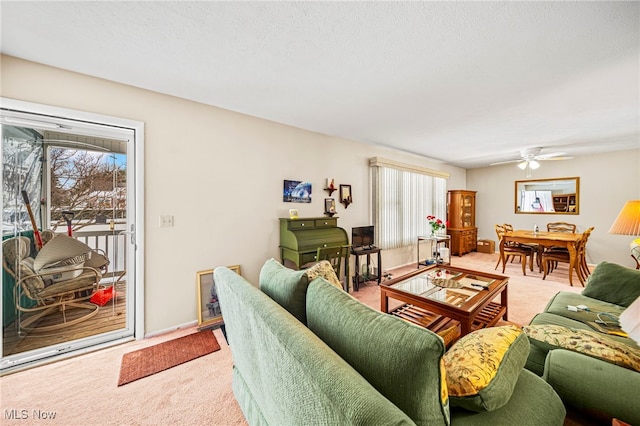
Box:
[73,229,127,278]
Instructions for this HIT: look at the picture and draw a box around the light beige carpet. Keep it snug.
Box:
[0,327,246,426]
[0,251,587,425]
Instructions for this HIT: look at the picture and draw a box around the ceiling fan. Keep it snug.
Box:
[491,147,574,176]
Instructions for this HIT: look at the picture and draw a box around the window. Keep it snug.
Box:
[371,157,448,249]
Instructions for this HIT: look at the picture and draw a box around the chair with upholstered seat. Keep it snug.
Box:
[547,222,577,233]
[504,223,540,268]
[494,224,534,275]
[315,245,350,291]
[2,234,109,332]
[544,222,578,270]
[541,227,594,285]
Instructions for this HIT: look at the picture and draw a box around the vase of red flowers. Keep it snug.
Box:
[427,215,446,236]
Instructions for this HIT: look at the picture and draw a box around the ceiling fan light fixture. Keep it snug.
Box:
[517,161,528,170]
[529,160,540,169]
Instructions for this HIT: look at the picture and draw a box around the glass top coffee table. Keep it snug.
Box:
[380,265,509,338]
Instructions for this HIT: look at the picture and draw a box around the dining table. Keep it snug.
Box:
[500,230,584,286]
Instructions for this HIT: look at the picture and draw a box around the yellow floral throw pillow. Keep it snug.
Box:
[443,325,529,412]
[304,260,343,290]
[523,324,640,372]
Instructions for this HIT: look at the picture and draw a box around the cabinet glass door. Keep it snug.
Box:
[462,195,473,227]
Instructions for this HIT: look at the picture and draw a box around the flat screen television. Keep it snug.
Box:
[352,225,375,249]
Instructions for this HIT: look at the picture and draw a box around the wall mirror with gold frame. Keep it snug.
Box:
[515,177,579,214]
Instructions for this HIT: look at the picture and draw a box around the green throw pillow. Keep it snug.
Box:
[443,325,529,412]
[259,258,311,324]
[259,259,343,324]
[523,324,640,372]
[582,262,640,308]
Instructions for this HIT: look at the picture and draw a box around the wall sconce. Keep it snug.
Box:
[339,184,352,209]
[324,178,336,196]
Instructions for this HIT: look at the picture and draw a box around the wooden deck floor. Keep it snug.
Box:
[3,280,127,356]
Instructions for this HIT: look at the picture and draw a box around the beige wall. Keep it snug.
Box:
[468,149,640,269]
[4,55,636,334]
[1,55,466,334]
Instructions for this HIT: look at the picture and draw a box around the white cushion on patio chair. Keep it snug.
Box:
[33,234,92,282]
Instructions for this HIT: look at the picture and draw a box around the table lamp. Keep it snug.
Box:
[609,200,640,236]
[608,200,640,342]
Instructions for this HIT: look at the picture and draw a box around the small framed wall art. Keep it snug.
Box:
[324,198,336,216]
[283,180,312,203]
[339,184,352,208]
[197,265,241,329]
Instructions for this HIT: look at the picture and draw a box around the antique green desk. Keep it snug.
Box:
[279,216,349,284]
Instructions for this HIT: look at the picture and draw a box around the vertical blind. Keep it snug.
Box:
[371,158,448,250]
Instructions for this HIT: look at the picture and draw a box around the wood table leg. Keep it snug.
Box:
[502,286,508,321]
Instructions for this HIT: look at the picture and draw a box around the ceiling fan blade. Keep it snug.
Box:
[489,159,522,166]
[535,151,567,159]
[537,156,574,161]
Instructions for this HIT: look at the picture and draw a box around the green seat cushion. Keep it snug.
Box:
[545,291,626,318]
[306,278,449,426]
[444,326,529,412]
[259,258,312,324]
[543,293,638,348]
[582,261,640,308]
[450,369,565,425]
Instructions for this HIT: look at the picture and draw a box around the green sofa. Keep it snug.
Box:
[524,261,640,425]
[215,259,566,425]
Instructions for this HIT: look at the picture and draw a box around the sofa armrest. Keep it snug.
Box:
[543,349,640,425]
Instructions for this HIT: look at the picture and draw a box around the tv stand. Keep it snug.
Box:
[350,246,382,291]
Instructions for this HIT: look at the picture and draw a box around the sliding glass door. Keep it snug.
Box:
[1,98,144,373]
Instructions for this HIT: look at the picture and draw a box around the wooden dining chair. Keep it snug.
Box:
[504,223,540,268]
[544,222,578,268]
[494,224,534,275]
[542,227,594,285]
[547,222,577,233]
[315,245,350,290]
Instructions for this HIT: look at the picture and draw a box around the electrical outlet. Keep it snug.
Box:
[160,215,174,227]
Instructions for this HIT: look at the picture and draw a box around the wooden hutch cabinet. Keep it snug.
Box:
[552,193,577,213]
[447,190,477,256]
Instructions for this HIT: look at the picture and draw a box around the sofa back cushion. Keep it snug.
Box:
[259,258,344,324]
[306,278,450,426]
[582,262,640,308]
[214,267,416,425]
[259,258,312,324]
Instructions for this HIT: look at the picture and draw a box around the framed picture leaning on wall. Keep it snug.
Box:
[196,265,241,329]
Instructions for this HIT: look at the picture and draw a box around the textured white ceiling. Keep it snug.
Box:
[1,1,638,168]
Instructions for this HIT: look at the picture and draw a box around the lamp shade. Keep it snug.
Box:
[608,200,640,236]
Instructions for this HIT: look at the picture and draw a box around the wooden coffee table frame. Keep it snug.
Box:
[380,265,509,337]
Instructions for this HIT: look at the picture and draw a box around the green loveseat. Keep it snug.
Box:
[524,261,640,425]
[215,259,566,425]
